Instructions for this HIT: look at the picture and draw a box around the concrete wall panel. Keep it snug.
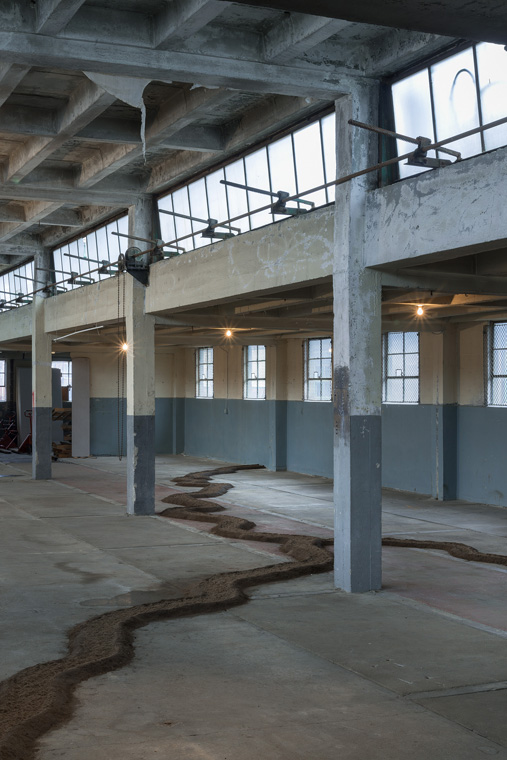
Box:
[457,406,507,506]
[286,401,333,476]
[147,205,334,314]
[365,146,507,268]
[381,404,435,494]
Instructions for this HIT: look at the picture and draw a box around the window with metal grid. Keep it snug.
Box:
[391,42,507,180]
[158,111,336,253]
[52,215,128,293]
[244,345,266,400]
[486,322,507,406]
[52,360,72,401]
[196,347,214,398]
[0,359,6,402]
[382,332,419,403]
[0,261,35,311]
[304,337,332,401]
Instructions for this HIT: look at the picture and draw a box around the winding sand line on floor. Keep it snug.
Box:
[382,536,507,565]
[0,465,333,760]
[167,464,507,570]
[1,464,506,760]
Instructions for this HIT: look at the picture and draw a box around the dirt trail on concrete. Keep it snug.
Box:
[0,465,333,760]
[382,536,507,565]
[1,464,506,760]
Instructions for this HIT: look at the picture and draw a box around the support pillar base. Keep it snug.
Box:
[126,414,155,515]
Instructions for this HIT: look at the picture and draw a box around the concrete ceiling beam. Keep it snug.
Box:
[39,204,119,247]
[0,200,64,242]
[160,125,226,153]
[0,63,30,108]
[77,88,233,188]
[77,117,143,144]
[264,14,351,63]
[157,312,332,330]
[6,79,116,182]
[381,270,507,297]
[360,30,455,78]
[0,31,352,99]
[19,167,77,189]
[153,0,231,49]
[0,104,56,136]
[226,0,507,46]
[0,114,223,154]
[61,6,152,47]
[0,240,42,257]
[36,0,87,35]
[0,204,26,223]
[0,255,22,267]
[0,184,136,206]
[148,94,324,193]
[37,209,82,227]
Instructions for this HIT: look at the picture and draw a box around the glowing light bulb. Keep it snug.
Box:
[225,329,232,338]
[121,342,129,352]
[416,306,424,316]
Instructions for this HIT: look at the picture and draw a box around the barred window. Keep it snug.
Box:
[0,359,6,402]
[244,345,266,400]
[486,322,507,406]
[382,332,419,403]
[52,360,72,402]
[196,348,214,398]
[304,337,332,401]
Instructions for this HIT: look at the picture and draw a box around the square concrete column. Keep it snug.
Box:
[125,274,155,515]
[71,357,90,458]
[333,89,382,592]
[128,195,154,265]
[32,251,53,480]
[266,343,287,471]
[420,327,459,500]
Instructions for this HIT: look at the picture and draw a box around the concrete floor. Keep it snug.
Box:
[1,453,507,758]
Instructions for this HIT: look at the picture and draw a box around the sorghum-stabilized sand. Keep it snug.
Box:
[0,464,506,760]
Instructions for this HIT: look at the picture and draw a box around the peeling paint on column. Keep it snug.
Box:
[333,365,350,437]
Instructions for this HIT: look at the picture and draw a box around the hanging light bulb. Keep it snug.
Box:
[225,329,232,338]
[416,305,424,316]
[121,342,129,352]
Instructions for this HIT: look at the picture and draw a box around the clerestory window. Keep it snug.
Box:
[196,347,214,399]
[243,345,266,400]
[391,42,507,180]
[304,337,332,401]
[486,322,507,406]
[382,332,419,404]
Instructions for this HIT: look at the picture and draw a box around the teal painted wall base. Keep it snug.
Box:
[89,397,332,475]
[89,397,507,507]
[286,401,333,476]
[90,398,182,456]
[381,403,507,506]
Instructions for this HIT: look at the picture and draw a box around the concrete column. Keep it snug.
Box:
[420,328,459,500]
[128,195,154,265]
[267,343,287,471]
[32,250,53,479]
[125,274,155,515]
[333,87,382,592]
[71,357,90,458]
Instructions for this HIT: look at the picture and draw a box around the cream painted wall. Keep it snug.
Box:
[71,324,487,406]
[459,324,485,406]
[70,348,178,399]
[287,337,304,401]
[419,328,458,405]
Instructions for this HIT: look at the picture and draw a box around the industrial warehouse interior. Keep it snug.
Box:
[1,0,507,757]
